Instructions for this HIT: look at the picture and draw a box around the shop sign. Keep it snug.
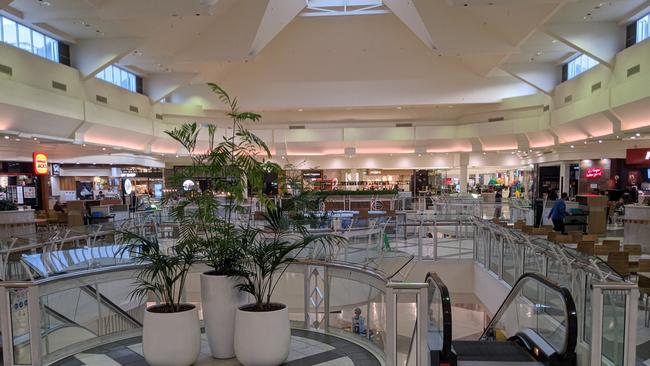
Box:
[33,152,48,175]
[51,164,60,176]
[626,148,650,165]
[585,167,603,179]
[123,178,133,195]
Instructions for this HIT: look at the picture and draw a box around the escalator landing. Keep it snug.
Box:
[452,341,540,363]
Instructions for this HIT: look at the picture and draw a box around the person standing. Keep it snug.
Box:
[548,192,568,233]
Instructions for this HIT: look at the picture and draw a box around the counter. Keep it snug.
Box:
[624,205,650,253]
[0,209,36,237]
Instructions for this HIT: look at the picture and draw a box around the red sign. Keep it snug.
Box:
[626,148,650,165]
[585,167,603,179]
[33,152,48,175]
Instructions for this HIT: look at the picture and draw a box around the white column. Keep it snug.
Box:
[460,153,469,193]
[559,162,570,195]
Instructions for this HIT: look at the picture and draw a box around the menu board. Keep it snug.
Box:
[23,187,36,199]
[16,186,24,204]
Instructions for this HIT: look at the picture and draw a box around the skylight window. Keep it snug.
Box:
[566,54,599,80]
[302,0,388,17]
[0,15,59,62]
[636,13,649,43]
[96,64,137,93]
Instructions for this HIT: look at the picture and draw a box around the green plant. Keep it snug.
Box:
[0,200,17,211]
[164,84,280,276]
[238,202,346,311]
[118,232,197,313]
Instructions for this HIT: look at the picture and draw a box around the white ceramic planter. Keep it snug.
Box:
[143,304,201,366]
[234,303,291,366]
[200,273,245,358]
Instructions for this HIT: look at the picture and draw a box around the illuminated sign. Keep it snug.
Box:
[123,179,133,195]
[585,167,603,179]
[33,152,48,175]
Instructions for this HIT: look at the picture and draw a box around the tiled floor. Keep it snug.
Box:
[50,329,380,366]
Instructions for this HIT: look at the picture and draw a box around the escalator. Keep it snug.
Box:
[427,272,577,366]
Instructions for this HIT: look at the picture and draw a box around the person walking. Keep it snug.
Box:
[548,192,568,233]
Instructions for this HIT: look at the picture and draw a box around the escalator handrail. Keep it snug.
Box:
[425,272,453,358]
[479,272,577,357]
[81,285,143,327]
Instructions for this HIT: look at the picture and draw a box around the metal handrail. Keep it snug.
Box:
[479,272,578,357]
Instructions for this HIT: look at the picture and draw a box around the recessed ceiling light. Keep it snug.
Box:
[132,50,143,56]
[396,106,402,110]
[3,136,8,140]
[102,147,106,151]
[417,153,422,157]
[536,51,543,56]
[636,132,641,137]
[82,143,86,147]
[37,0,52,6]
[570,145,574,148]
[551,39,558,44]
[92,163,96,165]
[631,136,637,139]
[584,140,588,144]
[598,140,602,143]
[616,135,620,138]
[76,162,80,165]
[33,137,38,140]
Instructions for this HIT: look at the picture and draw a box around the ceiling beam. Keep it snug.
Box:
[543,22,624,69]
[249,0,305,56]
[72,38,142,79]
[469,137,482,152]
[146,72,198,103]
[498,63,558,96]
[515,133,531,151]
[384,0,436,50]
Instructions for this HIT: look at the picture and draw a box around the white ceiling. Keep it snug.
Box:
[3,0,644,117]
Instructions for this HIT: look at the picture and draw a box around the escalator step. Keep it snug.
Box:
[452,341,536,362]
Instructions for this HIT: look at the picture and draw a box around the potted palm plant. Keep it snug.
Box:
[118,232,200,366]
[165,83,279,359]
[234,202,346,366]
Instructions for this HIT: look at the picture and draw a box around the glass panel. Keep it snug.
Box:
[269,267,305,327]
[488,276,569,353]
[10,288,32,364]
[567,54,599,80]
[17,24,32,52]
[45,36,58,62]
[2,17,18,46]
[637,14,649,43]
[502,242,515,285]
[601,290,627,365]
[489,237,500,274]
[129,73,136,92]
[583,275,592,344]
[32,31,45,57]
[104,65,113,83]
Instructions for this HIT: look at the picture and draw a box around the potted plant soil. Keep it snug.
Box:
[234,203,345,366]
[119,233,200,366]
[165,83,279,359]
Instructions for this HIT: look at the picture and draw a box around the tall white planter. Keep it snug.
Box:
[200,273,244,358]
[234,303,291,366]
[143,304,200,366]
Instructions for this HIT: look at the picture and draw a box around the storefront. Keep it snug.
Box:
[0,161,44,210]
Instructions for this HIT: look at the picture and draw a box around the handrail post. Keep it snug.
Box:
[385,286,397,366]
[589,286,603,365]
[417,286,429,366]
[0,286,13,366]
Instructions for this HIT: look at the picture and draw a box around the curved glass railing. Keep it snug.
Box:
[479,273,578,364]
[425,273,453,365]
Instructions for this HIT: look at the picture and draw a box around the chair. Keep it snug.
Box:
[607,252,630,277]
[602,240,621,251]
[576,241,595,256]
[623,244,642,256]
[639,259,650,272]
[568,231,583,242]
[595,245,611,256]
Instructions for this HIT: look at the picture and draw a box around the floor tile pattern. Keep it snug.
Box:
[50,329,380,366]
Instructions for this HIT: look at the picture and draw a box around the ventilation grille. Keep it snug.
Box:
[289,125,305,130]
[96,95,108,104]
[591,82,602,92]
[543,105,550,112]
[488,117,505,122]
[627,64,640,77]
[155,113,164,120]
[395,123,412,127]
[564,95,573,104]
[0,64,12,76]
[52,81,67,92]
[129,105,139,113]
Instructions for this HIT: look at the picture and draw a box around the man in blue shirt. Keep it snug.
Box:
[548,192,568,233]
